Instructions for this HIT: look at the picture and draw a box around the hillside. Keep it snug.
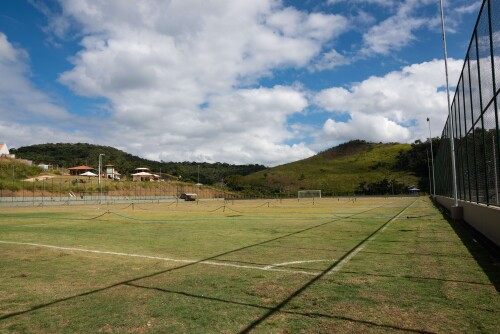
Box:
[10,143,266,185]
[0,157,41,182]
[232,140,419,196]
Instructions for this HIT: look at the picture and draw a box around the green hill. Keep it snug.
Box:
[229,140,419,196]
[10,143,266,185]
[0,157,41,182]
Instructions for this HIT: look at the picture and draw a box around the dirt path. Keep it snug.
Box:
[23,175,56,182]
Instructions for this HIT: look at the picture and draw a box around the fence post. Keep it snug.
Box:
[488,0,500,205]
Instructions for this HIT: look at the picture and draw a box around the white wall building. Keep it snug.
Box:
[0,143,10,155]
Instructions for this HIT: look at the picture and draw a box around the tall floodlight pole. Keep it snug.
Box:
[439,0,459,207]
[427,118,436,196]
[427,150,432,195]
[493,134,499,204]
[99,153,105,202]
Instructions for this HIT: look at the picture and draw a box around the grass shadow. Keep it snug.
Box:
[431,198,500,293]
[125,282,434,334]
[0,203,387,322]
[238,199,418,333]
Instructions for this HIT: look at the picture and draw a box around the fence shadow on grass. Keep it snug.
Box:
[125,282,433,334]
[0,204,388,323]
[339,270,496,287]
[237,200,418,333]
[443,215,500,293]
[436,208,500,293]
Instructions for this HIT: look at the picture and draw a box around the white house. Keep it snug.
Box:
[0,143,10,156]
[131,171,154,182]
[105,164,121,180]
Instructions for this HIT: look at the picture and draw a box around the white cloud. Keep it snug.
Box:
[0,33,73,127]
[314,58,463,146]
[322,113,411,142]
[0,121,90,149]
[43,0,347,165]
[0,32,93,148]
[360,0,433,56]
[7,0,479,167]
[110,86,314,165]
[455,1,482,15]
[327,0,396,6]
[311,49,351,71]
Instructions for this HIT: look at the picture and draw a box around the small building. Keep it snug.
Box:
[407,186,420,195]
[38,163,50,170]
[105,164,121,180]
[68,165,95,176]
[131,171,154,182]
[0,143,14,158]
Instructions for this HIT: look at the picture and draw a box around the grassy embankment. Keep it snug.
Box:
[243,142,418,195]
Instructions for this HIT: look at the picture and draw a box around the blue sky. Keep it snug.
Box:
[0,0,482,166]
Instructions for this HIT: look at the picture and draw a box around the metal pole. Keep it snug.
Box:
[12,165,15,202]
[42,178,45,206]
[493,134,499,204]
[99,153,105,203]
[427,118,436,196]
[427,150,432,195]
[439,0,459,207]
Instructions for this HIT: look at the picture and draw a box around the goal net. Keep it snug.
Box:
[298,190,321,198]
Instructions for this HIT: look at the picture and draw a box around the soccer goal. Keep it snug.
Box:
[298,190,321,198]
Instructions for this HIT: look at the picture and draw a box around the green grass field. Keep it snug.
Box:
[0,197,498,333]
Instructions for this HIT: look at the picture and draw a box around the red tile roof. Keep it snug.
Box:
[68,166,95,170]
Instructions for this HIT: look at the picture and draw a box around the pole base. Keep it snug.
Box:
[450,205,463,221]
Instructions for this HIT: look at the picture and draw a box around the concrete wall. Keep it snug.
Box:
[435,196,500,248]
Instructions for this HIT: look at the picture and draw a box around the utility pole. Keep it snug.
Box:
[427,118,436,196]
[427,150,432,195]
[99,153,105,203]
[440,0,461,217]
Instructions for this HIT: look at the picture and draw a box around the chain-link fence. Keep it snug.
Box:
[0,179,240,206]
[435,0,500,206]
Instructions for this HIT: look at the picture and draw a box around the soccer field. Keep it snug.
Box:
[0,197,498,333]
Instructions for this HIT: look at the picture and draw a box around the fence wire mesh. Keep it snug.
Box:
[435,0,500,206]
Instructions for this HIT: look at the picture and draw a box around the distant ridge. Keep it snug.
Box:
[11,143,266,185]
[233,140,418,196]
[318,140,372,159]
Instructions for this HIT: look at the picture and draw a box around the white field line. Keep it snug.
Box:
[327,199,418,275]
[0,240,320,276]
[264,259,330,270]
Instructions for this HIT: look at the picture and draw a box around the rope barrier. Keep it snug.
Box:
[0,211,110,221]
[254,201,272,208]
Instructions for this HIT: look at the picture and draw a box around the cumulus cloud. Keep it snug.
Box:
[310,49,352,71]
[0,120,90,149]
[0,32,74,129]
[327,0,479,59]
[360,0,434,56]
[40,0,348,166]
[314,58,463,146]
[6,0,478,167]
[322,113,411,142]
[455,2,482,15]
[327,0,396,6]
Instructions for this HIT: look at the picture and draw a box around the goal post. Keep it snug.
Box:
[298,190,321,198]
